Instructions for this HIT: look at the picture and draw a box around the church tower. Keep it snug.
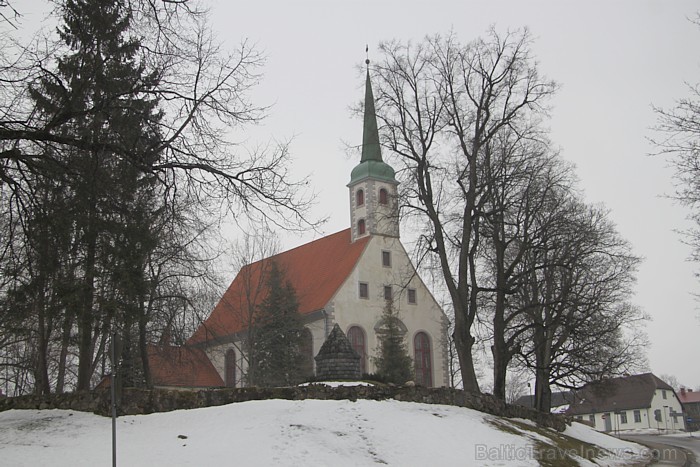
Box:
[348,62,399,243]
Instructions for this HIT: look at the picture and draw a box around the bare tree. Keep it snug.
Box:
[0,1,19,26]
[651,14,700,282]
[475,123,578,401]
[512,197,646,412]
[0,0,318,394]
[1,3,315,230]
[225,229,280,386]
[371,29,556,393]
[658,374,687,392]
[505,367,532,404]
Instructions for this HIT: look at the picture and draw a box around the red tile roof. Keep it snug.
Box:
[147,344,224,387]
[679,389,700,404]
[188,229,370,345]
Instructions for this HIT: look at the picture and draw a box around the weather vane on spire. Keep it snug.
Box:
[365,44,370,66]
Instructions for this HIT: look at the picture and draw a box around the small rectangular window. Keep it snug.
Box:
[359,282,369,299]
[634,410,641,423]
[662,390,667,399]
[407,288,417,304]
[382,250,391,268]
[383,285,392,301]
[589,414,595,425]
[620,411,628,424]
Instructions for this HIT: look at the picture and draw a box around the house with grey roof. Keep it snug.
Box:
[567,373,686,433]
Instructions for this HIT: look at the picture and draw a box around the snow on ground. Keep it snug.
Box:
[564,422,652,466]
[298,381,374,387]
[0,399,649,466]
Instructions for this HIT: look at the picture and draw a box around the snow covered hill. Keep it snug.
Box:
[0,398,652,466]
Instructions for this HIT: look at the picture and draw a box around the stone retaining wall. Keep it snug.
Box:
[0,385,568,431]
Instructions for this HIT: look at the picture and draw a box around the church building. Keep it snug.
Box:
[186,66,449,388]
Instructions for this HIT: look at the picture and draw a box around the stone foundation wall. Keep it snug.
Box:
[0,385,568,431]
[315,358,361,380]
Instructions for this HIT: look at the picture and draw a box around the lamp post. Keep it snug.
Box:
[668,406,675,432]
[111,332,117,467]
[527,382,532,408]
[110,331,122,467]
[663,405,669,433]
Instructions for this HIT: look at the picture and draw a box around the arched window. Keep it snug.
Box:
[356,189,364,206]
[358,219,366,235]
[414,332,433,387]
[379,188,388,205]
[225,348,236,388]
[300,328,314,378]
[347,326,367,374]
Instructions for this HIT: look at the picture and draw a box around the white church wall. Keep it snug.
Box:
[204,340,247,388]
[330,235,448,386]
[203,315,327,388]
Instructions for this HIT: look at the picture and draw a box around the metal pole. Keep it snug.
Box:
[669,407,675,432]
[111,332,117,467]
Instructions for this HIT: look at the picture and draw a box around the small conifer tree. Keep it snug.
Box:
[373,300,413,385]
[249,260,306,387]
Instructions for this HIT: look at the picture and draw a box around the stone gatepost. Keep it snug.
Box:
[314,324,361,380]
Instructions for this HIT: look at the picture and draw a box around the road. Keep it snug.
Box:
[622,433,700,466]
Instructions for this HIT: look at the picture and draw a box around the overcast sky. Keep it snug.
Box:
[17,0,700,389]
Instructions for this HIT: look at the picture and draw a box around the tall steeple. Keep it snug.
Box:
[348,56,399,242]
[350,63,397,185]
[360,67,382,163]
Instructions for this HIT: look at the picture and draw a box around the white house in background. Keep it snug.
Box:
[186,66,449,388]
[567,373,686,432]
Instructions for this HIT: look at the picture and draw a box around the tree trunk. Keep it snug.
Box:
[76,210,97,391]
[139,299,152,388]
[491,232,509,400]
[491,344,508,400]
[55,313,73,394]
[533,324,553,413]
[35,275,52,396]
[455,334,480,393]
[535,367,553,413]
[453,302,480,393]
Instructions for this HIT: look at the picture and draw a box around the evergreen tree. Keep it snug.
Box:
[373,300,413,385]
[27,0,162,391]
[248,260,306,387]
[0,0,316,395]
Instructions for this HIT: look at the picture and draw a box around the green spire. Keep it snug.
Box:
[350,61,397,185]
[361,67,382,163]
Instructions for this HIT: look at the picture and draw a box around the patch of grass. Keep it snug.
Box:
[486,418,522,436]
[487,418,610,466]
[532,440,581,467]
